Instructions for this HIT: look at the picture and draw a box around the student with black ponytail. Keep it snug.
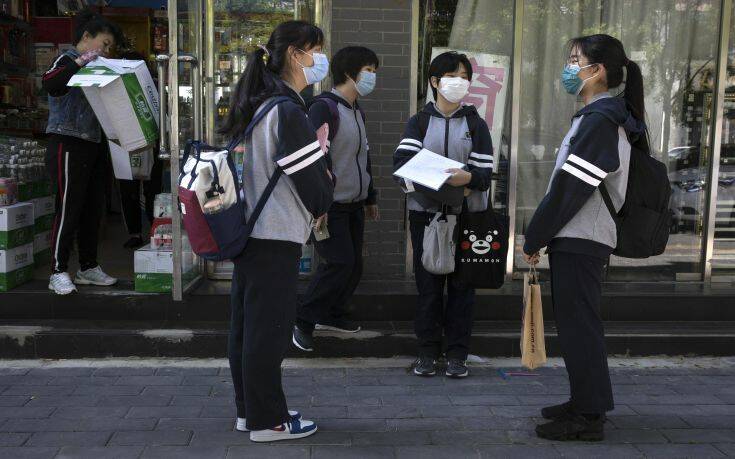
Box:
[523,34,648,441]
[221,20,333,442]
[43,10,124,295]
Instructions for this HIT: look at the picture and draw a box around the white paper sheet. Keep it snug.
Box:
[109,140,133,180]
[393,148,466,191]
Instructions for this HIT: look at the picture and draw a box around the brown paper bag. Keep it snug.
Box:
[521,269,547,369]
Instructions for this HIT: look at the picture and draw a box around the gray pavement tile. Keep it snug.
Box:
[199,405,235,418]
[96,395,172,407]
[0,369,30,375]
[648,394,725,405]
[419,404,492,418]
[93,368,156,377]
[682,415,735,429]
[449,395,520,406]
[716,394,735,404]
[284,368,346,378]
[278,431,351,446]
[109,430,192,446]
[312,395,380,406]
[552,444,643,458]
[396,445,479,459]
[313,418,388,432]
[0,407,55,419]
[0,447,58,458]
[662,428,735,443]
[0,376,53,386]
[181,376,238,386]
[155,418,232,432]
[490,405,552,418]
[56,446,145,459]
[698,404,735,415]
[126,406,203,419]
[478,445,561,458]
[672,385,735,396]
[377,375,445,386]
[227,445,311,459]
[26,396,100,408]
[141,385,211,396]
[189,431,252,447]
[71,386,144,396]
[115,376,183,386]
[696,376,735,385]
[311,446,395,459]
[459,416,538,431]
[714,443,735,455]
[169,396,236,407]
[48,377,119,386]
[346,385,412,396]
[0,432,30,446]
[27,369,94,378]
[3,418,157,433]
[631,404,708,416]
[26,432,112,447]
[351,431,431,446]
[155,368,218,376]
[379,395,451,406]
[635,444,726,458]
[346,405,420,419]
[429,430,509,445]
[612,384,678,395]
[286,385,349,397]
[289,406,348,419]
[141,446,226,459]
[2,386,76,396]
[386,417,462,431]
[607,415,688,429]
[346,376,381,386]
[601,428,669,444]
[51,407,129,420]
[0,395,30,406]
[630,375,701,385]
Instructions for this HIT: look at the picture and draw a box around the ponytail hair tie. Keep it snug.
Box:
[258,44,270,57]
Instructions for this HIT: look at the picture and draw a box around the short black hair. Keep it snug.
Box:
[73,9,124,47]
[331,46,380,86]
[428,51,473,100]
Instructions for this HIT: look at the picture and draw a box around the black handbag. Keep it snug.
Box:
[454,199,509,289]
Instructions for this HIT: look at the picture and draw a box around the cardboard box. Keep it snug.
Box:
[68,57,159,152]
[31,195,55,219]
[35,214,54,234]
[0,202,34,250]
[34,43,58,74]
[134,244,196,293]
[0,243,34,291]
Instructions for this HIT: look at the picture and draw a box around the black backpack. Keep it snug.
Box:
[599,142,672,259]
[307,92,366,142]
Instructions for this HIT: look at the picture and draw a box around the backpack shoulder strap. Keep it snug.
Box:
[226,96,292,151]
[309,94,340,141]
[598,182,620,227]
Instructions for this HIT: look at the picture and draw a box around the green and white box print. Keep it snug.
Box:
[68,57,160,152]
[0,243,34,291]
[0,202,34,250]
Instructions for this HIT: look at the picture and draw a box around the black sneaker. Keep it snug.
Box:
[541,401,573,420]
[314,318,361,333]
[445,359,469,378]
[292,326,314,352]
[413,357,436,376]
[535,414,604,442]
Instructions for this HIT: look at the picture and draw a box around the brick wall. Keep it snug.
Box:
[330,0,412,277]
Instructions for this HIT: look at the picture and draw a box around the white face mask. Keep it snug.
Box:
[438,77,470,103]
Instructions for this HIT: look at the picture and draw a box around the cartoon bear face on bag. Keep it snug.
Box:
[461,229,501,255]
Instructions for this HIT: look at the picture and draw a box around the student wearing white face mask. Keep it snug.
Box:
[393,51,493,379]
[293,46,380,351]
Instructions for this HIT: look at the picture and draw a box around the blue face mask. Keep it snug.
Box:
[353,71,376,96]
[298,50,329,85]
[561,63,596,95]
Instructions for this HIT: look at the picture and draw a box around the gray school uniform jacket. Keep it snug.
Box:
[241,84,334,245]
[523,93,646,259]
[308,89,376,205]
[393,102,493,214]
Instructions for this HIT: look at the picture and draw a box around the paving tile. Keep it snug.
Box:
[346,405,420,419]
[681,415,735,429]
[430,430,510,445]
[346,385,412,396]
[142,385,211,396]
[199,405,236,418]
[608,415,688,429]
[304,418,388,432]
[109,430,192,446]
[170,396,232,406]
[190,431,253,447]
[697,404,735,415]
[449,395,520,406]
[227,445,311,459]
[0,376,53,386]
[312,446,395,459]
[478,445,561,458]
[71,386,144,396]
[634,444,726,458]
[25,431,112,447]
[0,369,30,375]
[0,407,55,419]
[116,376,184,386]
[96,395,173,407]
[155,418,233,432]
[0,447,58,458]
[2,386,76,396]
[25,396,100,407]
[459,416,537,431]
[552,444,643,458]
[631,404,707,416]
[419,404,492,418]
[714,443,735,455]
[312,395,380,406]
[351,431,431,446]
[662,429,735,443]
[602,428,669,444]
[48,377,119,386]
[155,368,219,376]
[141,446,227,458]
[396,445,479,458]
[28,368,94,377]
[93,368,156,376]
[181,376,233,386]
[0,432,30,446]
[3,418,157,433]
[56,446,145,459]
[386,417,462,431]
[379,395,451,406]
[126,406,203,419]
[276,431,351,446]
[51,407,130,420]
[0,396,31,407]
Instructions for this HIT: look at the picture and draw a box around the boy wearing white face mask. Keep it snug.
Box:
[393,51,493,379]
[293,46,380,352]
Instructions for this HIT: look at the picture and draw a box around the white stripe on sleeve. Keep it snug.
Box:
[276,140,320,167]
[566,154,607,180]
[469,152,493,160]
[282,149,325,175]
[467,159,493,168]
[396,144,421,153]
[400,138,422,147]
[561,163,601,186]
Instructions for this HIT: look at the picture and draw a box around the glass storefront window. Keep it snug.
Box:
[515,0,722,281]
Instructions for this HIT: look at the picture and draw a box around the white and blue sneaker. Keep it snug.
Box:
[235,410,301,432]
[249,417,318,442]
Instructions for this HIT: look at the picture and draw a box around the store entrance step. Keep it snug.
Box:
[1,320,734,359]
[2,279,735,323]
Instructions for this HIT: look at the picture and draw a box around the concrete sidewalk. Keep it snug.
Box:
[0,357,734,458]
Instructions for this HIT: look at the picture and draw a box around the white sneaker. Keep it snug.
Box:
[74,266,117,286]
[235,410,301,432]
[249,418,317,442]
[49,272,77,295]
